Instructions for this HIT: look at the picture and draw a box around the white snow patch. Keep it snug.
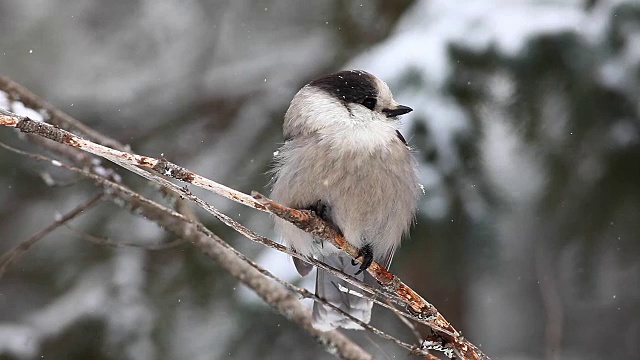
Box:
[0,91,9,110]
[26,270,108,335]
[416,163,449,220]
[356,0,584,88]
[170,302,239,360]
[610,120,639,148]
[92,165,111,177]
[0,325,38,358]
[480,111,545,204]
[237,248,314,306]
[336,283,366,298]
[11,101,44,122]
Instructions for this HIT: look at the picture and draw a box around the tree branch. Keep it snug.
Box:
[0,77,489,359]
[0,138,373,360]
[0,75,126,150]
[0,191,104,280]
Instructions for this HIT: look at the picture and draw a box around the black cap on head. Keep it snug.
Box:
[308,70,378,105]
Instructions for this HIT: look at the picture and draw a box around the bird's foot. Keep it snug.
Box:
[306,200,339,249]
[352,244,373,275]
[307,200,331,223]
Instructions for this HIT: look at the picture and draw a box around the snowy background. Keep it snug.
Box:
[1,0,639,359]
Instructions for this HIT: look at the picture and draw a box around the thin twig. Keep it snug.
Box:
[385,297,424,344]
[0,193,104,280]
[536,240,563,360]
[64,224,189,250]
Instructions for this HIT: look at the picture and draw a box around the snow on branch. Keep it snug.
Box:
[0,79,488,360]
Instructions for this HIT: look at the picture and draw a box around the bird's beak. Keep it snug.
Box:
[383,105,413,117]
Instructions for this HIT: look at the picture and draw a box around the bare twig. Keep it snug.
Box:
[536,240,563,360]
[385,298,424,344]
[64,225,189,250]
[0,192,104,280]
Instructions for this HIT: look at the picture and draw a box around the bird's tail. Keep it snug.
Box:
[312,253,373,331]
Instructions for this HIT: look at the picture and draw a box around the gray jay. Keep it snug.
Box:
[271,70,419,331]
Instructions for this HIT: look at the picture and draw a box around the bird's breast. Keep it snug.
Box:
[318,118,399,155]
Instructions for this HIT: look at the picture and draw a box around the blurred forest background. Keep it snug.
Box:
[0,0,639,359]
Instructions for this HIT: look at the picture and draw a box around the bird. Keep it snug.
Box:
[270,69,420,331]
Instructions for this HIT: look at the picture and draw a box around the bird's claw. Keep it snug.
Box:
[308,200,330,222]
[353,244,373,275]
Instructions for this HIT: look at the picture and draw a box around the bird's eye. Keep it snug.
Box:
[361,97,377,110]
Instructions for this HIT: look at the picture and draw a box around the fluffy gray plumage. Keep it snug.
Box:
[271,70,420,331]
